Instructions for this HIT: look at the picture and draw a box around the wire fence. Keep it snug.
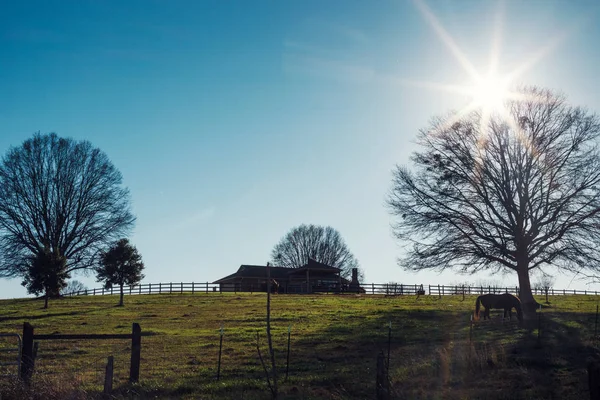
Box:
[62,282,600,297]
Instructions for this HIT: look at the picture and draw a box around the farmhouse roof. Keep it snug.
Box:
[293,258,341,273]
[212,259,342,284]
[212,265,290,283]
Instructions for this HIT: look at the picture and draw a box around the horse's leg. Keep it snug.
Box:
[484,307,490,320]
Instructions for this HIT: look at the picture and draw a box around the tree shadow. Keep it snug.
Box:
[0,306,114,323]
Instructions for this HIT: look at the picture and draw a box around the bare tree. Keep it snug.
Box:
[387,87,600,317]
[96,239,144,306]
[271,224,362,279]
[0,133,135,290]
[533,274,555,304]
[62,280,89,296]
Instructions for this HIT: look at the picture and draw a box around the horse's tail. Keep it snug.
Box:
[474,296,482,320]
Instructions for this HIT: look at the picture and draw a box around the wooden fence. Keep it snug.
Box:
[62,282,600,297]
[20,322,144,383]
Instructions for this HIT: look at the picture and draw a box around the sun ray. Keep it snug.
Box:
[412,0,482,82]
[487,0,505,77]
[504,29,570,84]
[385,78,474,97]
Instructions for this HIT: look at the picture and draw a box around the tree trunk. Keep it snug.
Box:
[44,293,49,309]
[517,267,537,318]
[119,285,124,307]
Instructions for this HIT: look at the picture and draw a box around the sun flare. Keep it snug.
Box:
[409,0,568,131]
[470,73,510,114]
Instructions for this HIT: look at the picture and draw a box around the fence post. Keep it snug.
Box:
[372,283,375,294]
[181,282,184,293]
[285,325,291,381]
[192,282,195,294]
[438,284,441,299]
[130,323,142,383]
[376,352,389,400]
[469,314,473,344]
[104,356,114,397]
[20,322,34,381]
[206,282,209,293]
[159,283,162,294]
[111,286,113,295]
[170,282,172,294]
[217,325,224,380]
[595,304,599,339]
[537,304,542,347]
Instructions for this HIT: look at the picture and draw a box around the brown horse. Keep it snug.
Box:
[474,293,523,322]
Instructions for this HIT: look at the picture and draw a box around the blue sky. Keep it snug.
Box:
[2,0,600,298]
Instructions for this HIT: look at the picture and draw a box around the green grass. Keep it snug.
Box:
[0,293,599,399]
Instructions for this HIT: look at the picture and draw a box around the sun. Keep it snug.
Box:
[469,73,510,115]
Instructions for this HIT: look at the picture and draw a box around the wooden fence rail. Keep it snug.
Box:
[62,282,600,298]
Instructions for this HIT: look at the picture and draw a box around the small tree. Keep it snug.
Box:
[96,239,144,306]
[22,247,69,309]
[62,280,88,296]
[534,274,555,304]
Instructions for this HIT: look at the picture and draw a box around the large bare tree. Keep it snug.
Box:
[387,87,600,317]
[0,132,135,292]
[271,224,362,280]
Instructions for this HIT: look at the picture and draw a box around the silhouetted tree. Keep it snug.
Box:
[388,87,600,318]
[0,133,135,290]
[271,224,362,280]
[534,274,555,304]
[62,280,88,296]
[96,239,144,306]
[22,247,69,308]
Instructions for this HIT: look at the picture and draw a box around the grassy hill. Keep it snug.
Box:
[0,292,599,399]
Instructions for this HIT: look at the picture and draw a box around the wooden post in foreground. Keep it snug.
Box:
[130,323,141,382]
[104,356,114,397]
[20,322,34,381]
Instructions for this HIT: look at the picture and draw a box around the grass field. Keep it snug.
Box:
[0,292,599,399]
